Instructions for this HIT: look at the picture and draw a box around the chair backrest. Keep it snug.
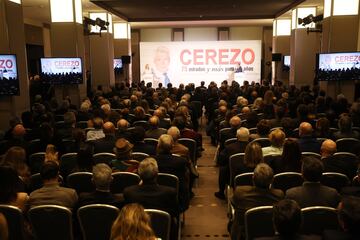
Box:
[110,172,141,194]
[321,172,350,192]
[145,209,171,240]
[234,172,254,188]
[144,138,159,148]
[272,172,303,192]
[249,128,257,134]
[229,153,245,187]
[29,152,46,174]
[251,138,271,148]
[76,121,89,129]
[66,172,95,193]
[301,152,321,159]
[28,205,73,240]
[219,128,231,144]
[61,139,76,153]
[60,153,78,177]
[93,153,116,165]
[131,152,149,161]
[263,154,282,167]
[132,120,150,130]
[336,138,360,154]
[77,204,119,240]
[245,206,274,240]
[225,138,237,147]
[55,121,65,129]
[178,138,197,164]
[0,205,25,240]
[157,173,179,199]
[301,206,338,235]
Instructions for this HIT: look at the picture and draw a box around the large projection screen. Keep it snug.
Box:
[140,41,261,87]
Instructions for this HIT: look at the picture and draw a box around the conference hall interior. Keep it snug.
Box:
[1,0,360,239]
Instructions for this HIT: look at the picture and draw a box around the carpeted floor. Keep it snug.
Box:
[181,124,230,240]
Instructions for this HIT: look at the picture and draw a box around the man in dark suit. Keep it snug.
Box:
[29,161,78,209]
[153,108,171,129]
[78,163,123,208]
[145,116,167,139]
[286,157,340,208]
[92,122,117,153]
[231,163,284,240]
[297,122,321,153]
[132,127,157,156]
[124,157,178,217]
[155,134,189,212]
[321,139,358,179]
[215,127,249,199]
[257,199,321,240]
[333,114,360,140]
[322,196,360,240]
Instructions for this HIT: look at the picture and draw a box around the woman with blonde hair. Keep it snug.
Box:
[110,203,157,240]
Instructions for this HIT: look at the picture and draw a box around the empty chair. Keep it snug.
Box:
[292,128,299,138]
[321,172,350,192]
[77,204,119,240]
[29,152,45,174]
[250,138,271,148]
[60,153,78,177]
[234,172,254,188]
[67,172,94,193]
[93,153,116,165]
[131,152,149,161]
[30,173,64,192]
[110,172,141,194]
[336,138,360,154]
[301,152,321,159]
[178,138,197,164]
[29,139,43,153]
[245,206,274,240]
[229,153,245,187]
[145,209,171,240]
[272,172,304,193]
[225,138,237,147]
[301,206,338,235]
[28,205,73,240]
[219,128,232,147]
[0,205,25,240]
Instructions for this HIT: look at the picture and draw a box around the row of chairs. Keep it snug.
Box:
[0,204,172,240]
[228,152,358,188]
[232,171,351,193]
[245,205,339,240]
[29,171,179,195]
[29,151,150,174]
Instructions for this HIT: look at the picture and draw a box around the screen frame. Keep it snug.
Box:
[40,57,84,85]
[0,53,20,96]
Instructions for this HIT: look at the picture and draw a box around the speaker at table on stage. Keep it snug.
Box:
[121,55,131,64]
[234,63,243,73]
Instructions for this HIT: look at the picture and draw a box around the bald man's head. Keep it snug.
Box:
[103,122,115,135]
[153,109,163,118]
[321,139,337,158]
[149,116,159,127]
[219,105,227,114]
[12,124,26,138]
[167,126,180,142]
[242,106,251,114]
[237,127,250,142]
[230,116,241,129]
[299,122,313,137]
[117,119,129,130]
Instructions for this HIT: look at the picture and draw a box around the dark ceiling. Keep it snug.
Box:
[90,0,306,22]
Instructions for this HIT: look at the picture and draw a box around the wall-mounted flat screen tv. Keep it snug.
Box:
[40,57,83,84]
[283,55,290,67]
[317,52,360,81]
[0,54,20,96]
